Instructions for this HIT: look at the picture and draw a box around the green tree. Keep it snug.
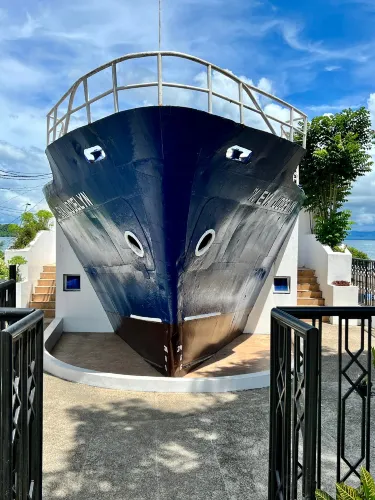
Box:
[0,224,12,236]
[0,257,8,280]
[10,210,53,249]
[297,108,374,249]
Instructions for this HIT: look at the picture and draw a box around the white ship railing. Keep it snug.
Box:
[47,51,307,147]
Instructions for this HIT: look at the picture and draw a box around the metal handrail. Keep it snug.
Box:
[46,51,307,147]
[269,305,374,497]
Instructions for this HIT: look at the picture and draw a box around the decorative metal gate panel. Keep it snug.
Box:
[0,308,44,500]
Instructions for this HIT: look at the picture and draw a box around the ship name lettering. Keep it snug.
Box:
[248,187,296,214]
[255,191,272,205]
[271,197,296,214]
[248,188,262,204]
[53,191,94,221]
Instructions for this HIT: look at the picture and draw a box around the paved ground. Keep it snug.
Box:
[52,332,270,377]
[43,324,374,499]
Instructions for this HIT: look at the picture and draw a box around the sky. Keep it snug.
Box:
[0,0,375,229]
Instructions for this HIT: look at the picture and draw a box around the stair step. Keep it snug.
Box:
[298,277,318,285]
[298,283,320,291]
[297,298,325,306]
[297,290,322,299]
[35,285,56,294]
[298,268,315,278]
[31,293,56,302]
[41,309,55,318]
[43,265,56,273]
[40,272,56,279]
[29,301,55,310]
[37,279,55,287]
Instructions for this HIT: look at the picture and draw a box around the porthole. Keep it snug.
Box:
[124,231,144,257]
[195,229,215,257]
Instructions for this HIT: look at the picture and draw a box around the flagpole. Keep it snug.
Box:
[159,0,162,50]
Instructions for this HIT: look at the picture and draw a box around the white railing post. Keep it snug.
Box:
[83,78,92,124]
[64,84,79,135]
[112,63,119,113]
[207,64,212,114]
[290,107,294,141]
[303,115,308,149]
[243,85,277,135]
[52,108,57,142]
[239,82,244,124]
[47,114,51,145]
[157,53,163,106]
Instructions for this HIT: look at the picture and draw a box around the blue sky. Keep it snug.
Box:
[0,0,374,228]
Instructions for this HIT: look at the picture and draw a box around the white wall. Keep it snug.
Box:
[56,225,114,332]
[5,223,56,307]
[245,219,299,334]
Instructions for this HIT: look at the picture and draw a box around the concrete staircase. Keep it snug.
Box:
[29,265,56,319]
[297,268,330,322]
[297,268,325,306]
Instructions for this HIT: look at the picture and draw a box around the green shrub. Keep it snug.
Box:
[0,258,8,280]
[8,256,28,282]
[10,210,53,249]
[316,468,375,499]
[347,246,370,259]
[314,211,353,249]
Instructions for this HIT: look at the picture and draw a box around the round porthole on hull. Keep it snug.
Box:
[124,231,144,257]
[195,229,215,257]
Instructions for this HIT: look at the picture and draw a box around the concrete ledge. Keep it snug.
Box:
[45,317,64,351]
[44,318,270,393]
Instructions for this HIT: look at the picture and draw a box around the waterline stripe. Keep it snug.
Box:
[130,315,162,323]
[184,312,221,321]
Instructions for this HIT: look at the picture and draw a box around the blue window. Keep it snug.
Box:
[274,277,290,294]
[64,274,81,291]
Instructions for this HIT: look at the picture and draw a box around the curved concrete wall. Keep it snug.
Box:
[44,318,270,393]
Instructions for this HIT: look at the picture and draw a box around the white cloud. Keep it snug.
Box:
[278,19,371,63]
[325,65,341,71]
[345,97,375,229]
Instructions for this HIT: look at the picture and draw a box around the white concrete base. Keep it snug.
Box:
[44,319,270,393]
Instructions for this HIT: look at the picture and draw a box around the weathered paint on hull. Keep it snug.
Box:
[44,106,305,376]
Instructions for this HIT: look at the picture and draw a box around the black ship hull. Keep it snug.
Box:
[44,106,305,376]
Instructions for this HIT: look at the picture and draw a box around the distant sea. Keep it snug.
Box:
[0,237,14,251]
[344,239,375,259]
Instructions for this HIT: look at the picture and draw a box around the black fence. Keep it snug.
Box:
[0,266,16,311]
[269,306,373,500]
[352,258,375,306]
[0,307,44,500]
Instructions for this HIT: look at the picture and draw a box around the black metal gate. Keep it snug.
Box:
[269,306,373,500]
[268,308,319,500]
[352,258,375,306]
[0,306,44,500]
